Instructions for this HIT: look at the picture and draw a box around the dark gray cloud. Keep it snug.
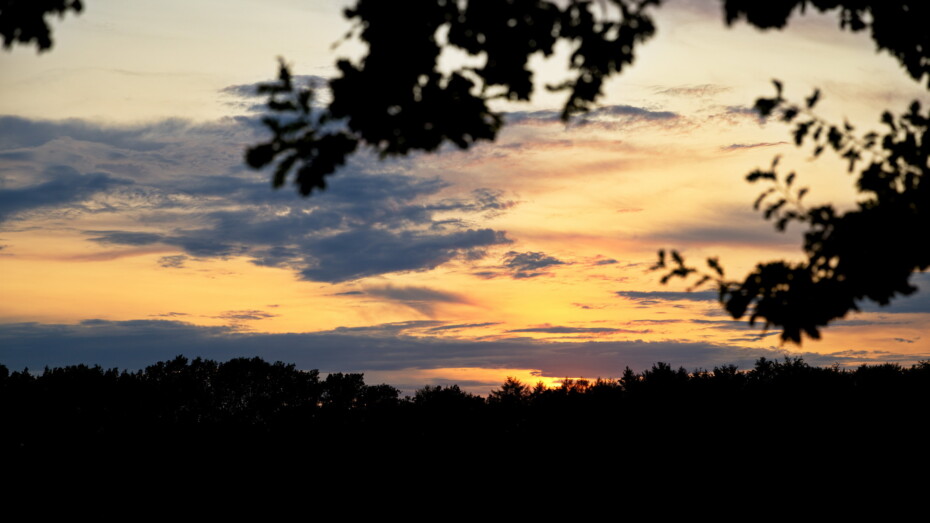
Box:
[151,312,188,318]
[0,166,129,222]
[502,250,567,279]
[2,114,515,282]
[427,322,501,332]
[617,290,718,304]
[831,319,904,327]
[220,75,329,100]
[647,208,799,248]
[573,303,607,310]
[504,104,679,128]
[0,116,191,152]
[727,332,783,343]
[0,151,34,161]
[158,255,188,268]
[586,105,678,121]
[363,285,468,303]
[722,142,788,151]
[299,227,510,283]
[692,318,768,331]
[504,109,563,125]
[361,284,471,316]
[593,258,619,266]
[725,105,758,116]
[88,230,165,246]
[3,320,923,391]
[215,310,278,321]
[219,75,335,116]
[505,326,649,334]
[655,84,731,97]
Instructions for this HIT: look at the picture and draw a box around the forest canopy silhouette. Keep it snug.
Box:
[4,355,929,462]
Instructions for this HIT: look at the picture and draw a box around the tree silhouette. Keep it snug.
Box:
[248,0,928,342]
[655,89,928,342]
[0,0,83,51]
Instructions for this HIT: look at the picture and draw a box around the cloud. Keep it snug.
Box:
[504,109,564,125]
[655,84,731,98]
[298,227,511,283]
[0,166,129,223]
[0,116,177,152]
[858,274,930,314]
[505,326,649,335]
[219,75,331,112]
[725,105,758,116]
[215,310,278,321]
[646,208,799,248]
[586,105,678,121]
[617,290,718,304]
[726,332,783,342]
[504,104,679,129]
[691,319,770,331]
[502,250,567,279]
[572,303,607,310]
[88,231,165,246]
[721,142,788,151]
[1,115,516,283]
[362,284,472,316]
[427,322,502,332]
[158,255,188,268]
[4,319,923,384]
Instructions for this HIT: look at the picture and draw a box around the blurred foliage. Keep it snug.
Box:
[247,0,660,194]
[0,0,83,51]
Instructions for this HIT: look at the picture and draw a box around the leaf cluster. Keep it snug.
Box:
[0,0,83,51]
[247,0,660,194]
[657,86,929,342]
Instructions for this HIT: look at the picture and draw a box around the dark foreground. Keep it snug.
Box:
[4,356,929,496]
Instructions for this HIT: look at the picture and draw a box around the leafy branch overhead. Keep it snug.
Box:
[656,85,928,343]
[0,0,83,51]
[243,0,930,343]
[247,1,929,195]
[247,0,661,195]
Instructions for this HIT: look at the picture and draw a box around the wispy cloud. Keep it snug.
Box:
[158,255,188,268]
[4,319,924,381]
[361,284,472,316]
[427,322,502,332]
[506,325,649,335]
[505,104,679,129]
[655,84,731,98]
[617,290,718,304]
[721,141,788,151]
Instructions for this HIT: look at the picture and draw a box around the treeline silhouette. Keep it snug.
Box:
[4,355,928,468]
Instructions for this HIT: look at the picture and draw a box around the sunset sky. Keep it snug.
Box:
[2,0,928,394]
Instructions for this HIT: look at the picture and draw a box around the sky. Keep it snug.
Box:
[1,0,928,394]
